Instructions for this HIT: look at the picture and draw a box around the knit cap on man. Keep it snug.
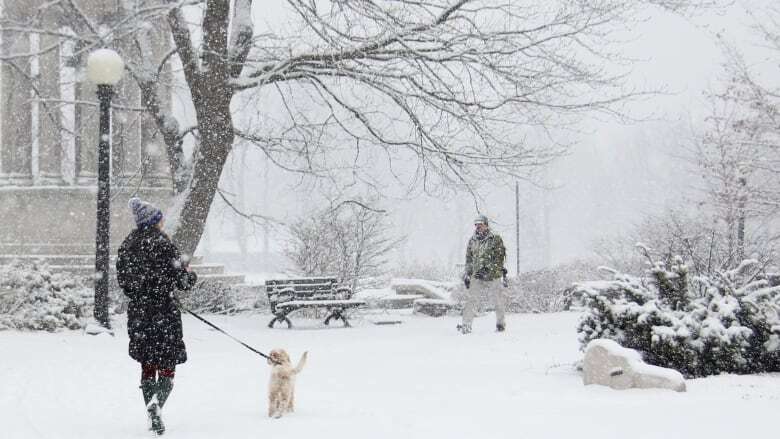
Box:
[129,197,163,228]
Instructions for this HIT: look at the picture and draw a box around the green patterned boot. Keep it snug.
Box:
[140,379,164,435]
[157,377,174,409]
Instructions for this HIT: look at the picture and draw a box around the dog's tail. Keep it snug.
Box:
[294,351,308,374]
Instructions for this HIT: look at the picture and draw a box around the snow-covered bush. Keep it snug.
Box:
[510,260,600,313]
[576,253,780,377]
[0,261,93,331]
[178,280,245,315]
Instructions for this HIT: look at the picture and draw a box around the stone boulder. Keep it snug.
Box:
[413,299,457,317]
[583,339,686,392]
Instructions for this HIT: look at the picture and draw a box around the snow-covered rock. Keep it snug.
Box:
[413,298,457,317]
[390,278,455,301]
[83,322,114,336]
[583,339,686,392]
[354,288,423,309]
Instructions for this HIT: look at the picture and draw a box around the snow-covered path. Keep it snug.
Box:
[1,312,778,438]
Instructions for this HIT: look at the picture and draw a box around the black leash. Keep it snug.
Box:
[174,298,274,362]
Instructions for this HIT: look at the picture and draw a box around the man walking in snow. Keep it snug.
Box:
[459,214,507,334]
[116,197,198,435]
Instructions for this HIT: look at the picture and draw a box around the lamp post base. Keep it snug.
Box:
[84,319,115,336]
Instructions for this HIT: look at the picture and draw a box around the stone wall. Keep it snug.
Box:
[0,187,172,255]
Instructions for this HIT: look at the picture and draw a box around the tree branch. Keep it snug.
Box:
[168,4,201,91]
[228,0,254,78]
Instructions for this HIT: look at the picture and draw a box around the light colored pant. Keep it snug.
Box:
[461,278,506,327]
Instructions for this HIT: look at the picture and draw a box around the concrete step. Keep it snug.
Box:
[43,268,243,285]
[198,274,246,284]
[0,253,241,284]
[46,263,225,276]
[0,254,204,266]
[0,244,113,255]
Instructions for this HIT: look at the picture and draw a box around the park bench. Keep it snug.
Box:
[265,277,365,328]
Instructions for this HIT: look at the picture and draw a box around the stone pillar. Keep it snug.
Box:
[112,43,142,188]
[0,13,5,187]
[141,20,173,189]
[0,30,33,186]
[38,29,65,185]
[59,36,77,184]
[74,79,98,185]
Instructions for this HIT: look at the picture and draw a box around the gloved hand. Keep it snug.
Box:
[501,267,508,288]
[176,268,198,291]
[463,274,471,289]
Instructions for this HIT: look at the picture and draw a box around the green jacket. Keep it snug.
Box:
[465,231,506,281]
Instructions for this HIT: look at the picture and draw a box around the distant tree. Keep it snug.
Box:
[285,202,403,290]
[592,205,777,277]
[683,33,780,266]
[592,11,780,274]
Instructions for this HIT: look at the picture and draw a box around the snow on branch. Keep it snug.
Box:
[228,0,254,78]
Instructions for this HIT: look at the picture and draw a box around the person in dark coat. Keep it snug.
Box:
[116,197,197,436]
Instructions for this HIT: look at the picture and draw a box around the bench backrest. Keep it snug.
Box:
[265,277,353,310]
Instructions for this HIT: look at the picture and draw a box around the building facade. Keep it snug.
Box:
[0,1,173,255]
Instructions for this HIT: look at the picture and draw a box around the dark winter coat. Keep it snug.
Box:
[116,226,197,368]
[465,230,506,281]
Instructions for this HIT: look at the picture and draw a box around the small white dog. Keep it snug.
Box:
[267,349,308,418]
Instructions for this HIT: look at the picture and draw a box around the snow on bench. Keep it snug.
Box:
[265,277,365,328]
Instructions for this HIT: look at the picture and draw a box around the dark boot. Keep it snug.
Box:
[140,379,165,435]
[456,323,472,334]
[156,377,174,409]
[496,323,506,332]
[148,403,165,436]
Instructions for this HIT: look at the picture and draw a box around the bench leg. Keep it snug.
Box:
[323,312,334,326]
[269,313,293,329]
[324,309,350,327]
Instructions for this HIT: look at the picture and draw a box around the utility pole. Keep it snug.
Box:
[237,146,247,260]
[737,175,746,262]
[263,155,270,266]
[515,181,520,276]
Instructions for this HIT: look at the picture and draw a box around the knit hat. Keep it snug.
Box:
[474,214,489,226]
[129,197,163,228]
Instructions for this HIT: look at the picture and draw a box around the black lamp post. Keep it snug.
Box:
[86,49,124,330]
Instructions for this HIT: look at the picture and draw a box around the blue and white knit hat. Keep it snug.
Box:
[128,197,163,228]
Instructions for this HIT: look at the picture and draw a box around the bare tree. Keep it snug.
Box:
[681,32,780,264]
[284,202,403,289]
[0,0,722,256]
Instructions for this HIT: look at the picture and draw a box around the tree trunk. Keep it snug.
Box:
[171,95,234,257]
[736,176,747,263]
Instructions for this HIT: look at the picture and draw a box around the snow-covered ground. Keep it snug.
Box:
[2,311,778,439]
